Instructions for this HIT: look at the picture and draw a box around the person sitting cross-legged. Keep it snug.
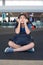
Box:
[4,13,35,53]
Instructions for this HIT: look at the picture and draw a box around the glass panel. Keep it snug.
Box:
[10,17,17,21]
[5,17,8,22]
[0,17,2,21]
[0,1,2,6]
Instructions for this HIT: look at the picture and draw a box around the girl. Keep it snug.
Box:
[4,13,35,53]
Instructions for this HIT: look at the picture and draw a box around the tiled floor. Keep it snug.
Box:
[0,60,43,65]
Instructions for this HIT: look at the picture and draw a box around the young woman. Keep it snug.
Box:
[4,13,35,53]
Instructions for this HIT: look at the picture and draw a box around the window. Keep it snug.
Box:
[0,1,2,6]
[0,17,2,21]
[5,17,8,22]
[10,17,17,21]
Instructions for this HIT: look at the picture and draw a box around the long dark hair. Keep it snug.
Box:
[18,13,33,25]
[18,13,28,20]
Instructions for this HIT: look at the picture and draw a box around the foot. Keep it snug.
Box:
[4,47,14,53]
[27,48,35,52]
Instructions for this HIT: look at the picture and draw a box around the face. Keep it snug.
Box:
[19,15,26,23]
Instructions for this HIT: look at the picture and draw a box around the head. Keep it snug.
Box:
[18,13,29,24]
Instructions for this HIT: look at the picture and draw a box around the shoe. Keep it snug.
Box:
[27,48,35,52]
[4,47,14,53]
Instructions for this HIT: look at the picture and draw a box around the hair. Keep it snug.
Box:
[18,13,33,25]
[18,13,29,20]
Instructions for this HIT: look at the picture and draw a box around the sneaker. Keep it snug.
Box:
[4,47,14,53]
[27,48,35,52]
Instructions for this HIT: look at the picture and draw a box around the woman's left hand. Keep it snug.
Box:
[24,19,28,24]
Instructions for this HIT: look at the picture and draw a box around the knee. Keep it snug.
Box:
[31,42,35,47]
[8,41,12,46]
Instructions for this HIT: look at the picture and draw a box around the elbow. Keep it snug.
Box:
[26,31,31,34]
[16,32,20,34]
[15,29,20,34]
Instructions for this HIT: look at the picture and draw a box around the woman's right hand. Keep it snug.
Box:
[16,19,21,24]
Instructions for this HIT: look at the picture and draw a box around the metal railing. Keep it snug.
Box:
[0,21,43,28]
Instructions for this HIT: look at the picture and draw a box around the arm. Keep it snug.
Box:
[15,19,20,34]
[24,19,31,34]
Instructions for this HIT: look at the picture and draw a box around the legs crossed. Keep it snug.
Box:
[8,41,35,52]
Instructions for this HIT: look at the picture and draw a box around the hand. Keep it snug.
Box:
[24,19,28,24]
[16,19,21,24]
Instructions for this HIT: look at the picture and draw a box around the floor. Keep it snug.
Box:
[0,60,43,65]
[0,28,43,60]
